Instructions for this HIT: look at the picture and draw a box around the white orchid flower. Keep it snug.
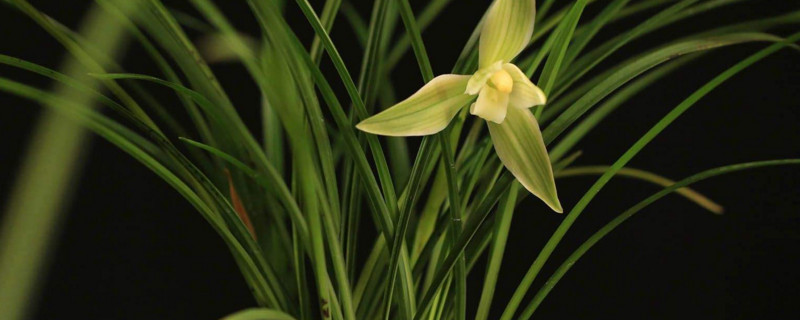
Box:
[356,0,562,213]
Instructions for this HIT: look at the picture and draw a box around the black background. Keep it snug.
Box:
[1,0,799,319]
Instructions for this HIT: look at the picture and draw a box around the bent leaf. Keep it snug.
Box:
[556,166,724,214]
[224,169,257,239]
[356,74,473,136]
[488,107,562,212]
[523,159,800,317]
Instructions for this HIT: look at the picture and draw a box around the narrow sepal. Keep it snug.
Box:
[487,107,562,212]
[503,63,547,109]
[357,74,473,136]
[479,0,536,68]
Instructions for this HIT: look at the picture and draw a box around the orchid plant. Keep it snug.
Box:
[0,0,798,319]
[357,0,562,212]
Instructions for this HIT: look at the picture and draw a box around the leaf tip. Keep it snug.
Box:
[547,197,564,214]
[355,120,374,134]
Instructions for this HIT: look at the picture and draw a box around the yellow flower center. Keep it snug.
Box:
[489,69,513,93]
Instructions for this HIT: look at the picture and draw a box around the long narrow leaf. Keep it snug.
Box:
[521,159,800,318]
[500,32,800,320]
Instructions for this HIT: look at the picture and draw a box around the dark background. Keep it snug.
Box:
[1,0,799,319]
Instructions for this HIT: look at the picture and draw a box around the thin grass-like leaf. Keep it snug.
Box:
[474,183,520,320]
[179,138,311,245]
[548,54,699,161]
[0,76,280,309]
[542,32,783,144]
[553,0,747,98]
[560,0,631,72]
[556,166,723,214]
[0,4,141,319]
[499,32,800,320]
[521,159,800,318]
[263,5,419,314]
[291,0,399,235]
[385,0,454,70]
[413,173,515,320]
[309,0,343,63]
[535,0,590,115]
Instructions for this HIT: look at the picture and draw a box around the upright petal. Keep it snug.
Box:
[479,0,536,68]
[356,74,473,136]
[488,107,562,212]
[503,63,547,109]
[471,86,509,124]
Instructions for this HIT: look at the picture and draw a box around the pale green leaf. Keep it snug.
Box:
[479,0,536,67]
[487,107,562,212]
[195,32,258,63]
[356,74,473,136]
[222,308,297,320]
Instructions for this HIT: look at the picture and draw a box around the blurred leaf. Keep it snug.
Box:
[222,308,297,320]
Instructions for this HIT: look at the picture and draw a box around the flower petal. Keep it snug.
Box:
[466,61,503,95]
[488,107,562,212]
[357,74,473,136]
[503,63,547,109]
[470,85,509,124]
[479,0,536,68]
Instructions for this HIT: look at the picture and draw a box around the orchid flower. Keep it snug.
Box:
[356,0,562,213]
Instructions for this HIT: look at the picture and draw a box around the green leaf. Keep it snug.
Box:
[340,1,368,45]
[96,0,213,146]
[309,0,343,64]
[500,31,800,320]
[355,0,392,108]
[222,308,297,320]
[412,173,515,320]
[437,128,467,320]
[556,166,723,214]
[536,0,589,95]
[551,0,743,99]
[0,3,140,320]
[474,183,520,320]
[479,0,536,67]
[289,0,402,244]
[384,0,457,71]
[488,108,562,212]
[547,54,699,162]
[542,32,783,144]
[356,74,473,136]
[0,75,279,310]
[522,159,800,317]
[179,138,311,247]
[560,0,630,69]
